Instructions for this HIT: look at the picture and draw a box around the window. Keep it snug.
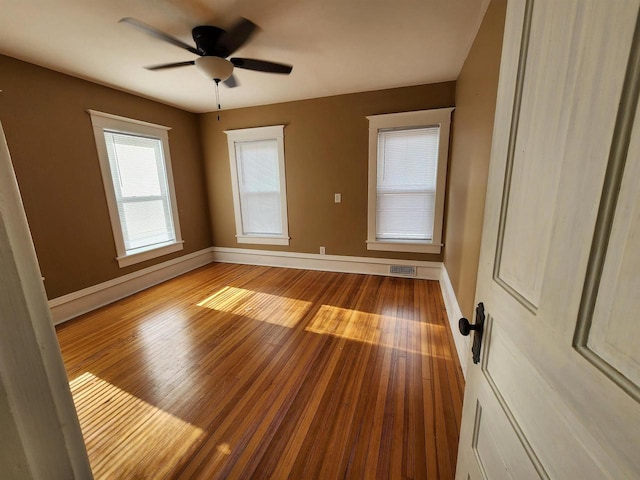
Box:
[225,125,290,245]
[89,110,183,267]
[366,108,453,254]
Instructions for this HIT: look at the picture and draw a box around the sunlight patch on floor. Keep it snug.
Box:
[197,286,312,328]
[305,304,450,358]
[216,443,232,455]
[70,372,205,479]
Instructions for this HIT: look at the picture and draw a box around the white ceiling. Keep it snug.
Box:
[0,0,490,113]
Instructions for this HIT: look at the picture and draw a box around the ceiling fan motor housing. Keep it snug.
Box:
[192,25,227,56]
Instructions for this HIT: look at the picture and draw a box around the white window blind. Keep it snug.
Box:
[103,131,176,253]
[235,139,283,235]
[376,126,440,241]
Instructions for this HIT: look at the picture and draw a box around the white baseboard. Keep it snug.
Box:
[50,246,465,379]
[213,247,467,374]
[439,264,470,378]
[48,248,214,325]
[210,247,442,280]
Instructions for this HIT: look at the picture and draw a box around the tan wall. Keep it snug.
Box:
[444,0,507,318]
[201,83,455,261]
[0,55,212,299]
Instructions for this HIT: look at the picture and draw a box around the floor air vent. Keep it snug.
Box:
[389,265,417,277]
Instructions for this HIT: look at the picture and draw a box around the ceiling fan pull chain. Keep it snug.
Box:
[215,79,222,121]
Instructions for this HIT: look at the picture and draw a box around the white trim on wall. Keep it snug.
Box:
[439,264,470,378]
[210,247,442,280]
[366,108,454,254]
[49,247,443,324]
[88,109,184,268]
[49,248,214,325]
[49,245,468,379]
[212,248,467,376]
[224,125,290,246]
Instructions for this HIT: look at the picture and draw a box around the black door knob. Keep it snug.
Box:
[458,317,481,336]
[458,303,486,364]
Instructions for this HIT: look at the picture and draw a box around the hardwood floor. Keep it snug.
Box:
[56,263,465,479]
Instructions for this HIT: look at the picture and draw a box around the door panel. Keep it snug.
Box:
[584,106,640,393]
[472,386,541,480]
[494,0,635,314]
[456,0,640,479]
[482,316,603,478]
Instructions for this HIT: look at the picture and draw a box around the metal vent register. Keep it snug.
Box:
[389,265,417,277]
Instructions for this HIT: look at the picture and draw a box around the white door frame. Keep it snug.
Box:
[0,120,92,478]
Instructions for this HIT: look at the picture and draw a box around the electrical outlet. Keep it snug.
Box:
[334,193,342,203]
[320,246,326,255]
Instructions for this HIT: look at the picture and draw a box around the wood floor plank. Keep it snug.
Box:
[418,283,439,480]
[56,263,465,479]
[334,279,389,479]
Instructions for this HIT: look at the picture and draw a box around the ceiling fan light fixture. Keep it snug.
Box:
[195,56,234,82]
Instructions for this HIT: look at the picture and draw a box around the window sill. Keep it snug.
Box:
[116,241,184,268]
[366,240,442,254]
[236,235,290,246]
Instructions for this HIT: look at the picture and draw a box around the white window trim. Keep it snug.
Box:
[225,125,290,246]
[366,108,454,254]
[88,110,184,268]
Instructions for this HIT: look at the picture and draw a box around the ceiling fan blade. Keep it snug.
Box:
[223,74,239,88]
[218,18,258,56]
[120,17,199,55]
[145,60,196,71]
[230,58,293,74]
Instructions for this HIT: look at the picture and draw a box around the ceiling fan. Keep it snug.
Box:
[120,17,293,88]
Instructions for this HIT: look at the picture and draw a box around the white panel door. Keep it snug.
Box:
[456,1,640,479]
